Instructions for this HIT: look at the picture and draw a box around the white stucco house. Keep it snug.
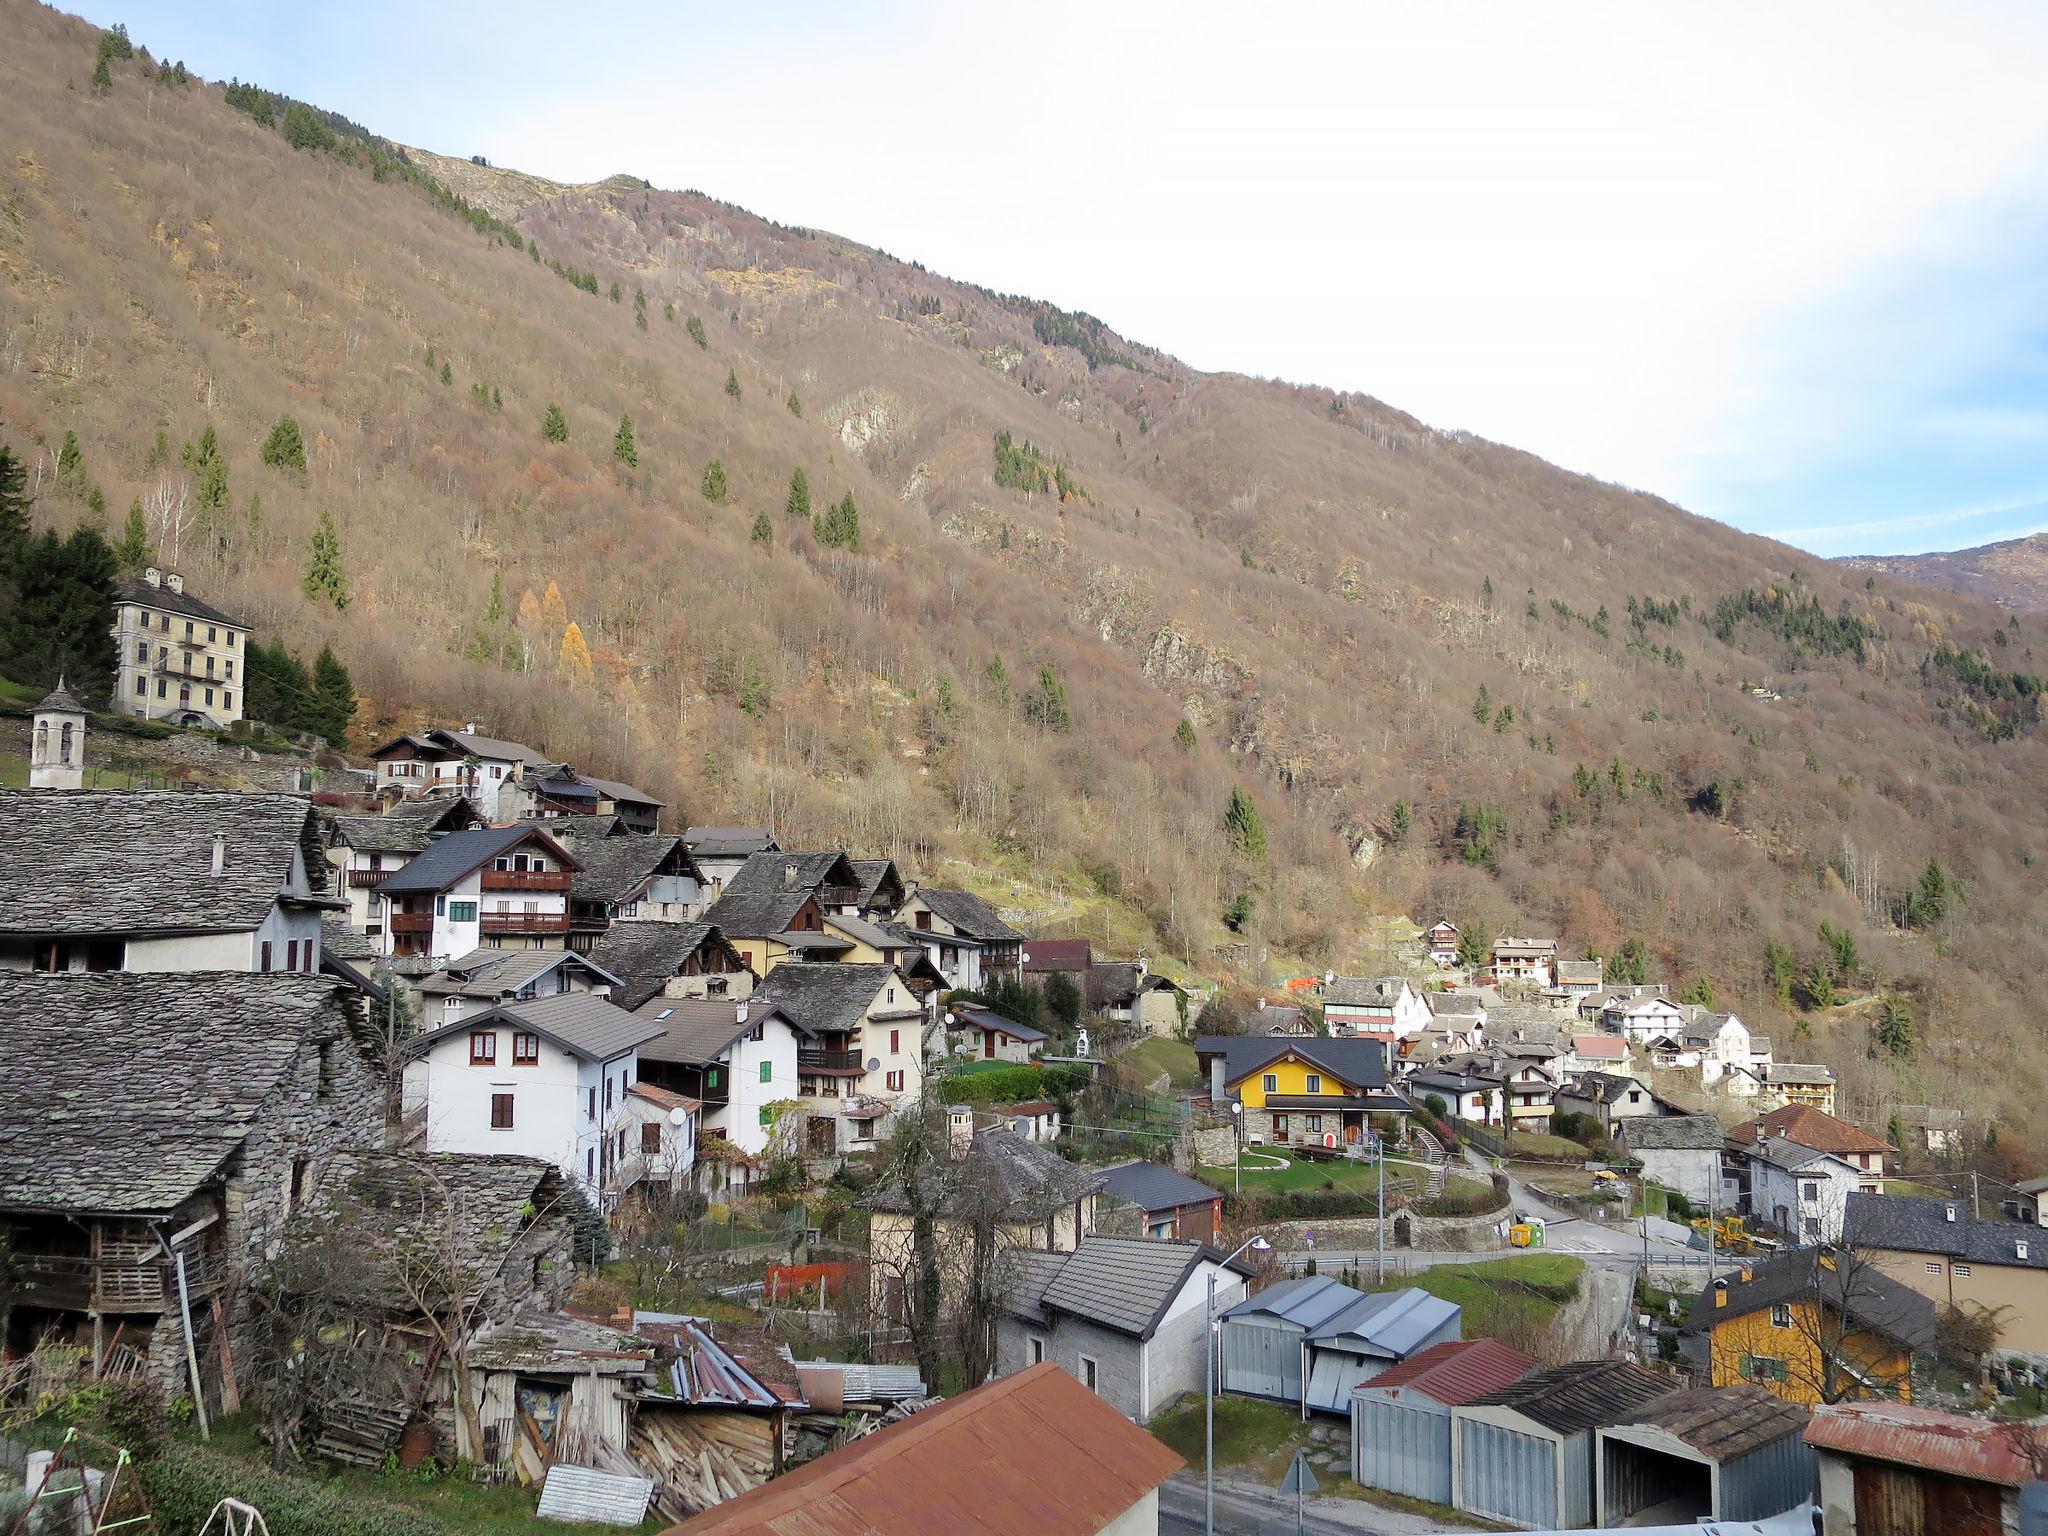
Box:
[1744,1137,1861,1244]
[366,725,552,820]
[1324,976,1432,1039]
[414,947,619,1027]
[374,824,580,962]
[398,991,664,1196]
[632,996,807,1187]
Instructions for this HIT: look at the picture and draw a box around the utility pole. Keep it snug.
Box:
[1376,1137,1386,1283]
[1972,1170,1981,1221]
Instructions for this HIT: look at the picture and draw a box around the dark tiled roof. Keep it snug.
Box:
[375,825,576,894]
[684,826,779,858]
[1683,1247,1936,1352]
[321,913,377,961]
[1324,976,1410,1007]
[328,797,478,855]
[115,575,244,628]
[910,887,1023,942]
[1085,961,1143,1009]
[585,920,734,1010]
[957,1005,1046,1043]
[578,773,664,809]
[1195,1034,1389,1092]
[467,992,664,1062]
[569,834,699,905]
[1564,1070,1655,1106]
[0,790,328,936]
[757,962,906,1036]
[1024,938,1092,973]
[287,1150,563,1309]
[845,859,903,910]
[634,997,796,1065]
[1464,1359,1676,1434]
[1845,1192,2048,1271]
[417,948,617,999]
[1031,1235,1247,1340]
[426,727,551,767]
[0,972,357,1213]
[1095,1160,1220,1214]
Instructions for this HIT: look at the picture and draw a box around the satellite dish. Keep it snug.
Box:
[943,1010,956,1026]
[668,1106,691,1127]
[865,1057,881,1073]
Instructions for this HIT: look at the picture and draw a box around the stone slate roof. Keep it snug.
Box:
[683,826,779,859]
[1683,1247,1936,1352]
[957,1005,1047,1043]
[585,920,734,1010]
[757,962,907,1036]
[1563,1070,1654,1106]
[868,1126,1102,1219]
[823,911,906,953]
[569,833,699,905]
[427,727,551,768]
[701,851,844,938]
[1465,1359,1675,1435]
[910,887,1023,942]
[1763,1062,1837,1084]
[845,859,903,910]
[1555,960,1604,985]
[1621,1114,1728,1152]
[287,1150,563,1309]
[0,790,329,936]
[116,575,244,628]
[0,971,356,1214]
[322,913,378,961]
[376,825,577,895]
[1085,961,1143,1010]
[416,948,618,1000]
[327,798,477,856]
[1428,991,1488,1017]
[1324,976,1409,1007]
[1095,1160,1221,1215]
[1845,1192,2048,1271]
[1024,1235,1248,1340]
[36,680,87,713]
[1195,1034,1390,1092]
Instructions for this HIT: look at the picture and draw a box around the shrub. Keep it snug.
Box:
[1223,1188,1383,1221]
[141,1446,445,1536]
[1416,1176,1510,1217]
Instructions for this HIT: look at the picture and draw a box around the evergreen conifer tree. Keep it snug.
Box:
[485,570,506,625]
[57,431,86,495]
[701,460,728,503]
[114,499,151,573]
[751,510,772,547]
[686,315,707,349]
[786,468,811,520]
[0,442,28,564]
[541,404,568,443]
[310,643,356,747]
[91,54,112,94]
[1032,664,1071,731]
[608,282,621,304]
[1389,798,1412,843]
[301,509,351,609]
[439,360,452,385]
[786,391,802,417]
[612,413,637,468]
[1175,717,1198,753]
[261,414,307,473]
[724,367,742,400]
[1224,785,1267,858]
[0,527,118,701]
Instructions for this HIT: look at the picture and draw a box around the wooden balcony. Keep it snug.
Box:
[388,912,434,936]
[480,911,570,936]
[799,1048,865,1074]
[348,868,388,888]
[481,868,570,893]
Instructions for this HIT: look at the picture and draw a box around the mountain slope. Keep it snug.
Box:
[1840,533,2048,612]
[4,0,2046,1152]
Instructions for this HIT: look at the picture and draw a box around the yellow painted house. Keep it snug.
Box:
[1685,1248,1933,1406]
[1217,1039,1405,1150]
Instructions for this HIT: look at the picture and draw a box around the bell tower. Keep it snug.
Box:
[29,679,86,790]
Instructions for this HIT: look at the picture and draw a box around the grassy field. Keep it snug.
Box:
[1507,1130,1592,1160]
[1119,1035,1199,1089]
[1196,1151,1431,1198]
[0,674,37,704]
[1358,1254,1584,1344]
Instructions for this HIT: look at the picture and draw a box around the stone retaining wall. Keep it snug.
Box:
[1254,1200,1509,1254]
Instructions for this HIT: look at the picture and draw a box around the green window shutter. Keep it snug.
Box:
[760,1060,773,1084]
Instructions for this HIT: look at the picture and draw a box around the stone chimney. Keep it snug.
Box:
[143,566,163,587]
[947,1104,974,1159]
[165,572,185,595]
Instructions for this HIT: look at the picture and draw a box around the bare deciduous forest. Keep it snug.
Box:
[5,2,2045,1145]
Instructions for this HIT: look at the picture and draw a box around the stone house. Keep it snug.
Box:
[893,886,1025,990]
[1615,1114,1728,1207]
[1555,1070,1671,1136]
[697,850,860,976]
[679,826,779,901]
[584,920,755,1011]
[563,834,708,950]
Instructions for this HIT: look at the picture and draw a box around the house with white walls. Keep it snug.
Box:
[1324,976,1432,1039]
[398,991,663,1197]
[324,799,481,938]
[414,947,619,1027]
[366,725,552,819]
[756,962,930,1155]
[608,1082,700,1209]
[0,790,341,974]
[631,996,807,1191]
[373,825,580,962]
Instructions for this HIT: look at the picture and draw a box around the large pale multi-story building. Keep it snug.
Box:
[112,567,250,727]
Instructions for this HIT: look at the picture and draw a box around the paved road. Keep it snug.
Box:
[1159,1469,1453,1536]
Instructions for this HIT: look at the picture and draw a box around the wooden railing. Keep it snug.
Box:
[480,911,569,935]
[347,868,387,888]
[388,912,433,936]
[481,868,570,892]
[799,1048,864,1073]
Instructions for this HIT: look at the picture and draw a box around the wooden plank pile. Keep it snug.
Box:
[311,1397,410,1466]
[632,1407,779,1523]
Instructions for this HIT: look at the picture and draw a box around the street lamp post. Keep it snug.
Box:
[1232,1101,1243,1195]
[1207,1232,1271,1536]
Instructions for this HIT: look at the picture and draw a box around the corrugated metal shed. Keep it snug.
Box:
[536,1464,655,1527]
[659,1361,1181,1536]
[1351,1341,1535,1503]
[1597,1386,1814,1525]
[1303,1288,1462,1414]
[1453,1361,1677,1529]
[1804,1401,2032,1487]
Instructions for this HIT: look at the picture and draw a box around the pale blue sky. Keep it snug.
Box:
[92,0,2048,557]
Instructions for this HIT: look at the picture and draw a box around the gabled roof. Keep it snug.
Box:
[1764,1062,1836,1083]
[1354,1339,1533,1407]
[1023,937,1092,973]
[957,1005,1046,1043]
[0,790,331,936]
[409,991,663,1063]
[1563,1070,1655,1106]
[1685,1247,1936,1352]
[1845,1192,2048,1271]
[1621,1114,1727,1152]
[569,834,702,905]
[700,851,840,937]
[844,858,904,911]
[757,962,909,1036]
[1305,1287,1462,1355]
[36,680,87,713]
[586,921,744,1011]
[683,826,779,859]
[578,773,665,810]
[905,886,1023,942]
[375,824,578,895]
[1555,960,1604,985]
[1195,1034,1389,1092]
[1219,1273,1359,1330]
[1085,960,1144,1009]
[1730,1104,1890,1156]
[1012,1235,1252,1340]
[115,574,244,628]
[1492,936,1557,957]
[1094,1160,1221,1215]
[1428,990,1488,1017]
[867,1127,1101,1220]
[425,726,551,767]
[635,997,803,1065]
[1572,1033,1628,1060]
[1611,1385,1809,1461]
[1324,976,1413,1007]
[0,972,360,1215]
[1463,1359,1675,1435]
[416,947,619,999]
[1804,1401,2035,1487]
[664,1362,1181,1536]
[328,797,480,855]
[1748,1137,1856,1175]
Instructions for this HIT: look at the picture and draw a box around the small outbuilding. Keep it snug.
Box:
[1595,1384,1813,1526]
[1220,1275,1460,1413]
[1451,1359,1676,1529]
[1350,1339,1534,1504]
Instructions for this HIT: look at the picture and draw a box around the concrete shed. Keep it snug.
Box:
[1595,1385,1814,1526]
[1350,1339,1534,1504]
[1302,1287,1463,1413]
[1452,1359,1676,1529]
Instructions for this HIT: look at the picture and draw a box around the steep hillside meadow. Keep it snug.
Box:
[4,1,2046,1147]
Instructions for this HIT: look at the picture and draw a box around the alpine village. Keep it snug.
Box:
[2,7,2047,1536]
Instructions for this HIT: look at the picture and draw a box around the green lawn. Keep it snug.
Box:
[0,674,38,704]
[1358,1255,1583,1346]
[951,1058,1017,1075]
[1507,1130,1590,1160]
[1119,1035,1199,1089]
[1196,1151,1430,1198]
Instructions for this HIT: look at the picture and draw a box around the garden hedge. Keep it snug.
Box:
[140,1446,446,1536]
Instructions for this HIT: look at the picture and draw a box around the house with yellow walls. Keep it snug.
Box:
[1193,1034,1410,1151]
[1681,1248,1933,1406]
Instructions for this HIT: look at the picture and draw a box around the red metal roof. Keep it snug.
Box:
[1805,1402,2034,1487]
[1730,1103,1893,1156]
[1022,938,1091,973]
[661,1362,1183,1536]
[1354,1338,1535,1407]
[1572,1033,1627,1059]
